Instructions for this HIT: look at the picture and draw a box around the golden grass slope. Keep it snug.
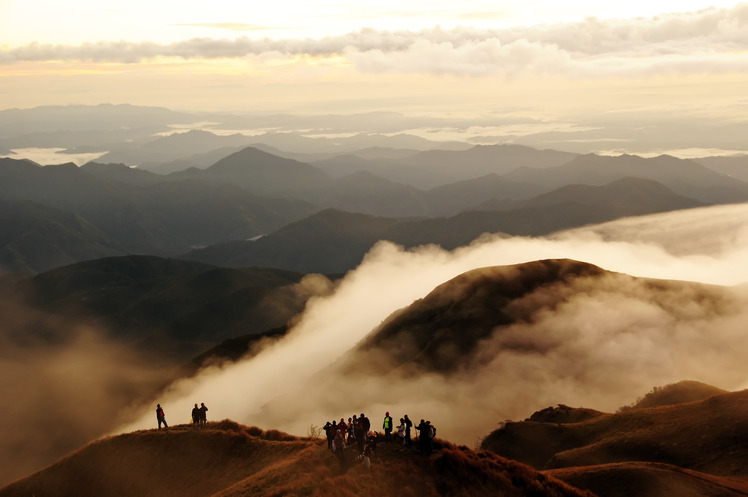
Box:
[481,386,748,497]
[0,420,594,497]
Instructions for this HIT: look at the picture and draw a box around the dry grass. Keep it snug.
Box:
[0,421,593,497]
[481,389,748,497]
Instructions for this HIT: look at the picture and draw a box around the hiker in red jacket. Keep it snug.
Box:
[156,404,168,429]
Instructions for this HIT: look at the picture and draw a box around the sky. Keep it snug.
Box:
[1,1,748,156]
[1,1,746,117]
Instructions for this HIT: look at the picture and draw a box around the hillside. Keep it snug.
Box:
[184,176,704,274]
[480,388,748,480]
[10,255,327,359]
[0,421,594,497]
[0,199,125,275]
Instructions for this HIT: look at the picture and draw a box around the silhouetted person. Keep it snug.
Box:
[199,402,208,425]
[156,404,167,429]
[324,421,334,450]
[416,419,427,453]
[191,403,200,425]
[383,411,393,443]
[404,414,412,447]
[425,421,435,454]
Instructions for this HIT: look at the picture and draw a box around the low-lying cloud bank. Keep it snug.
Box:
[3,4,747,77]
[119,203,748,447]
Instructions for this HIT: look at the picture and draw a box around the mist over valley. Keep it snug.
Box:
[4,4,748,489]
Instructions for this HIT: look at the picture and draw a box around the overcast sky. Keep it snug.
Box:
[1,1,747,155]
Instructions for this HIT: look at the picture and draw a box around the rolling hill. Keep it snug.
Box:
[479,384,748,497]
[9,255,328,359]
[0,421,594,497]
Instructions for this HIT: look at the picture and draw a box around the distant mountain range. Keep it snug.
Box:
[3,140,731,275]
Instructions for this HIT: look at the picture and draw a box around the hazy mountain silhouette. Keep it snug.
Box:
[695,155,748,183]
[171,146,333,197]
[0,421,594,497]
[311,144,577,190]
[0,199,125,275]
[184,208,403,274]
[0,104,195,151]
[10,255,319,360]
[184,178,702,274]
[505,154,748,204]
[97,130,257,170]
[0,157,319,266]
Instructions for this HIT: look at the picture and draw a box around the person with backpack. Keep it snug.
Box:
[382,412,393,443]
[156,404,168,429]
[199,403,208,425]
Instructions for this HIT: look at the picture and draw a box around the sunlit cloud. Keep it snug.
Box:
[116,203,748,446]
[2,4,747,79]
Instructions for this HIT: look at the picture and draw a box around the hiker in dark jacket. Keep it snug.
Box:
[191,404,200,425]
[156,404,168,429]
[199,403,208,425]
[404,415,412,447]
[324,421,334,450]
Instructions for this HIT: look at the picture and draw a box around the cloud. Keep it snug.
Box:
[116,203,748,448]
[0,299,178,486]
[2,4,747,77]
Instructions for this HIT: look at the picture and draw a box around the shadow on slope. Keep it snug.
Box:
[0,421,594,497]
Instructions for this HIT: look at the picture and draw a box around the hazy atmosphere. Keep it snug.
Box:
[3,1,748,496]
[2,1,748,156]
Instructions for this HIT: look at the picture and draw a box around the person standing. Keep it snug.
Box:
[191,404,200,426]
[156,404,168,429]
[199,403,208,425]
[382,412,393,443]
[397,418,406,450]
[404,414,412,447]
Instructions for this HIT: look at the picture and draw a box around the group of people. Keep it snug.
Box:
[154,402,209,429]
[323,411,437,469]
[191,403,209,426]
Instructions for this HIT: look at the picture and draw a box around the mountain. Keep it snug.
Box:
[0,157,319,265]
[183,208,404,274]
[519,177,704,212]
[621,380,728,410]
[383,144,579,189]
[310,144,577,190]
[183,177,705,274]
[12,255,321,359]
[172,146,333,197]
[505,154,748,204]
[0,199,125,275]
[96,130,257,169]
[315,171,433,217]
[0,104,195,150]
[0,421,593,497]
[480,386,748,497]
[354,259,607,373]
[695,155,748,183]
